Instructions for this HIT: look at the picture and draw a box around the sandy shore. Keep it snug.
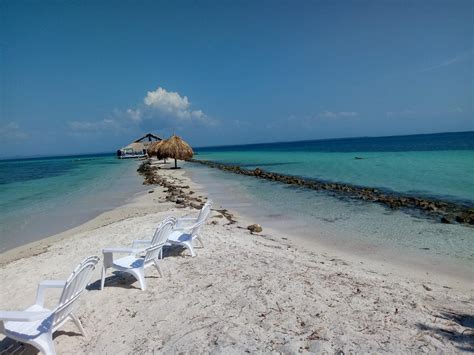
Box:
[1,161,473,353]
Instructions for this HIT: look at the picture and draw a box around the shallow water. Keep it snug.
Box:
[0,154,147,252]
[188,132,474,276]
[186,163,474,277]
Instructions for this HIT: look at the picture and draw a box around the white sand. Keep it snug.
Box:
[1,164,473,353]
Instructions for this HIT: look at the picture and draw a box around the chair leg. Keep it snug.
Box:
[184,241,196,257]
[131,268,146,291]
[32,331,56,355]
[154,260,164,277]
[196,236,204,248]
[70,312,87,338]
[100,266,107,290]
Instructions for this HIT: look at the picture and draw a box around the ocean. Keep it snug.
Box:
[1,132,473,276]
[0,154,147,252]
[187,132,474,276]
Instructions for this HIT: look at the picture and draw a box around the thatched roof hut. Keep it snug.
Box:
[117,133,162,158]
[147,140,163,155]
[156,135,194,168]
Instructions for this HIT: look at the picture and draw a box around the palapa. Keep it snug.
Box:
[155,135,194,168]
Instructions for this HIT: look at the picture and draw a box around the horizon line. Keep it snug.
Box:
[1,129,473,161]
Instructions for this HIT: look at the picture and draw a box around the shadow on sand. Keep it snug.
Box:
[416,311,474,352]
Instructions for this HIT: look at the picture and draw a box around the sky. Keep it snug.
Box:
[0,0,473,158]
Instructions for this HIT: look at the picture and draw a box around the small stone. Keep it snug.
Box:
[247,224,263,233]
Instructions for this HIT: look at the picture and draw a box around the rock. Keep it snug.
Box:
[190,202,202,209]
[148,190,154,193]
[440,217,451,224]
[247,224,263,233]
[254,168,262,176]
[422,284,432,291]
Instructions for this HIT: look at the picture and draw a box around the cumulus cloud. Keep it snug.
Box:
[126,108,142,122]
[0,122,28,140]
[126,86,212,125]
[68,86,213,137]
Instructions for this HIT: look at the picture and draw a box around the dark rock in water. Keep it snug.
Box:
[247,224,263,233]
[186,158,474,227]
[455,212,474,225]
[354,157,364,160]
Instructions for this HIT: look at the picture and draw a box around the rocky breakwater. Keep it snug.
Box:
[186,159,474,226]
[137,160,207,210]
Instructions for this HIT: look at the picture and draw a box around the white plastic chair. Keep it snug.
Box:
[100,217,176,291]
[167,201,212,257]
[0,256,99,355]
[173,200,212,246]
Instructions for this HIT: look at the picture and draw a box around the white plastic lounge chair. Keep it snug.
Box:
[167,202,212,257]
[128,202,212,258]
[0,256,99,355]
[173,200,212,248]
[100,217,176,291]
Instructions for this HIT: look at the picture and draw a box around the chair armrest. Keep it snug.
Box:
[0,310,51,322]
[35,280,67,306]
[102,247,140,254]
[102,247,140,268]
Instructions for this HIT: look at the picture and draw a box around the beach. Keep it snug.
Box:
[1,161,472,354]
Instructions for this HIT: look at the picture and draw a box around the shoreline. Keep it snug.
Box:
[0,157,148,253]
[1,160,473,353]
[3,160,471,287]
[182,164,473,289]
[187,158,474,226]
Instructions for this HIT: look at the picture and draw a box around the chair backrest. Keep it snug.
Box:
[197,200,212,224]
[150,217,176,247]
[190,215,207,239]
[53,256,99,327]
[145,217,176,265]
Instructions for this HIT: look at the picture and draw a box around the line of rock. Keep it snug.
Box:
[137,161,206,210]
[186,159,474,226]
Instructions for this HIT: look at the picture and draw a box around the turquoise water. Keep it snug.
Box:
[193,150,474,203]
[188,132,474,273]
[0,154,147,252]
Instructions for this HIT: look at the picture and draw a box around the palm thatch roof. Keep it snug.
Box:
[156,135,194,160]
[122,142,146,153]
[147,140,163,155]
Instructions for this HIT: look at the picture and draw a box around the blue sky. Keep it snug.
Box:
[1,0,472,157]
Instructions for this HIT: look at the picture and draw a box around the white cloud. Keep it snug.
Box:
[68,86,214,137]
[0,122,28,140]
[68,118,121,133]
[135,86,211,124]
[421,57,459,72]
[317,111,359,119]
[421,49,473,72]
[126,108,142,122]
